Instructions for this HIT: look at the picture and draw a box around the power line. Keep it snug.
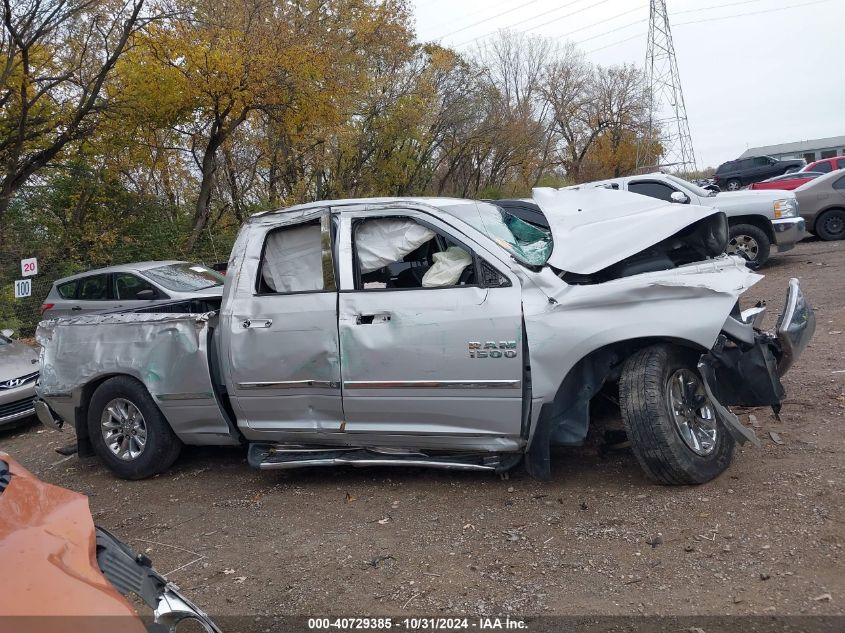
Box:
[453,0,611,49]
[421,0,525,39]
[584,0,837,54]
[428,0,543,41]
[675,0,836,27]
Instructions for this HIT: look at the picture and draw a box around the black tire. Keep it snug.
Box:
[728,223,770,268]
[814,209,845,241]
[87,376,182,479]
[618,344,735,485]
[726,179,741,191]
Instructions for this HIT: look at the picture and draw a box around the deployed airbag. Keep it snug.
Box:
[262,224,323,292]
[356,219,435,273]
[422,247,473,287]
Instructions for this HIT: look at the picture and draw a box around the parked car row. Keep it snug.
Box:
[713,155,805,191]
[562,172,804,268]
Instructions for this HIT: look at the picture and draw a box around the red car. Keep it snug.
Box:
[750,171,824,191]
[803,156,845,174]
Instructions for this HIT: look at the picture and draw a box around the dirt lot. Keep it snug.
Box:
[2,239,843,620]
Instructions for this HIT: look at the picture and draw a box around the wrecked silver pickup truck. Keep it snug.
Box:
[35,188,815,484]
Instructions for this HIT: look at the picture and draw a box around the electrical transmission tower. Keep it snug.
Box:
[637,0,697,174]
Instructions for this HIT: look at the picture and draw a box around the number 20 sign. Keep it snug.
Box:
[21,257,38,277]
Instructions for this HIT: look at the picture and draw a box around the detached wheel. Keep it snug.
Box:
[726,179,741,191]
[87,376,182,479]
[619,344,735,485]
[815,209,845,241]
[727,223,770,268]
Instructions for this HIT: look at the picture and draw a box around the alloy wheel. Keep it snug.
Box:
[666,369,718,456]
[100,398,148,461]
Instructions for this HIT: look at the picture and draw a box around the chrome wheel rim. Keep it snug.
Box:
[101,398,147,461]
[727,181,740,190]
[727,235,759,261]
[666,369,718,456]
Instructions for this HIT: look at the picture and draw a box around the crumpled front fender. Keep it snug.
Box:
[697,278,815,447]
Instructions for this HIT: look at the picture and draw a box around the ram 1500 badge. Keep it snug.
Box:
[35,189,814,485]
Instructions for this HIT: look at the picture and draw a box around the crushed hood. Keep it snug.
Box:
[532,187,723,274]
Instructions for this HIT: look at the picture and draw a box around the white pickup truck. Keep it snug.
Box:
[35,189,814,486]
[567,173,805,268]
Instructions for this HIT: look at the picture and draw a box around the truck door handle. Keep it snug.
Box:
[71,306,82,311]
[356,313,391,325]
[242,318,273,329]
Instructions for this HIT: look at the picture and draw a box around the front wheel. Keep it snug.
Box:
[727,223,771,268]
[619,344,735,485]
[87,376,182,479]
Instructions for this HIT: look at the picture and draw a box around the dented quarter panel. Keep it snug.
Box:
[36,312,236,445]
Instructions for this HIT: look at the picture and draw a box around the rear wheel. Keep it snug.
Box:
[727,223,770,268]
[726,179,741,191]
[619,344,735,485]
[815,209,845,241]
[87,376,182,479]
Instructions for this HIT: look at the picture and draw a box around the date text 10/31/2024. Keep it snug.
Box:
[307,618,528,630]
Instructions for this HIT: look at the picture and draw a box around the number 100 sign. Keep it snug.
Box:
[14,279,32,299]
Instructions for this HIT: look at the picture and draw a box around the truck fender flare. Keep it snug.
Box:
[523,337,705,481]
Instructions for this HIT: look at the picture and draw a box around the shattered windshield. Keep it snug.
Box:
[441,202,553,267]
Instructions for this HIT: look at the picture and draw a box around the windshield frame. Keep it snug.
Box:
[139,263,224,293]
[438,201,554,268]
[664,174,716,198]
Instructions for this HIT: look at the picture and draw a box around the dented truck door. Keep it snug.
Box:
[336,208,524,440]
[220,210,344,435]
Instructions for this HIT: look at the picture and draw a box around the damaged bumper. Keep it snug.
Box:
[772,217,805,252]
[699,278,815,446]
[96,526,222,632]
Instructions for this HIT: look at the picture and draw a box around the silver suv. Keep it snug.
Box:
[41,261,225,318]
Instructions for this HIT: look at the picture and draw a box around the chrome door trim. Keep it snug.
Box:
[237,380,341,390]
[342,380,521,389]
[156,392,215,401]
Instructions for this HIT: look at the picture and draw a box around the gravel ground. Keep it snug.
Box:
[1,238,843,620]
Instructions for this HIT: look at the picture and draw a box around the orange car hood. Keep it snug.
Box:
[0,452,145,633]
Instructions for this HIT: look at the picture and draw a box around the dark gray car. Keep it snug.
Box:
[0,330,39,428]
[41,261,225,318]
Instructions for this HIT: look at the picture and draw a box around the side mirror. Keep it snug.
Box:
[1,329,13,339]
[670,191,690,204]
[135,289,156,300]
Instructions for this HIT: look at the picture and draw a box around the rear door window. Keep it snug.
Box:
[814,161,833,173]
[628,180,678,202]
[113,272,159,300]
[56,280,78,299]
[77,274,110,300]
[836,159,845,170]
[257,219,335,294]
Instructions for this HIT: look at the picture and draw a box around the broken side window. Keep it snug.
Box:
[353,217,476,290]
[257,221,326,293]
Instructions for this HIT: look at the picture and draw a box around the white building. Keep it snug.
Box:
[739,135,845,163]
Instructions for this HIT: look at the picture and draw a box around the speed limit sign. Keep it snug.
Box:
[14,279,31,299]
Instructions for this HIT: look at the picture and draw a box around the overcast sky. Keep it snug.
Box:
[411,0,844,168]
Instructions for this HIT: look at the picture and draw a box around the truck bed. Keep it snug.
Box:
[36,308,238,447]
